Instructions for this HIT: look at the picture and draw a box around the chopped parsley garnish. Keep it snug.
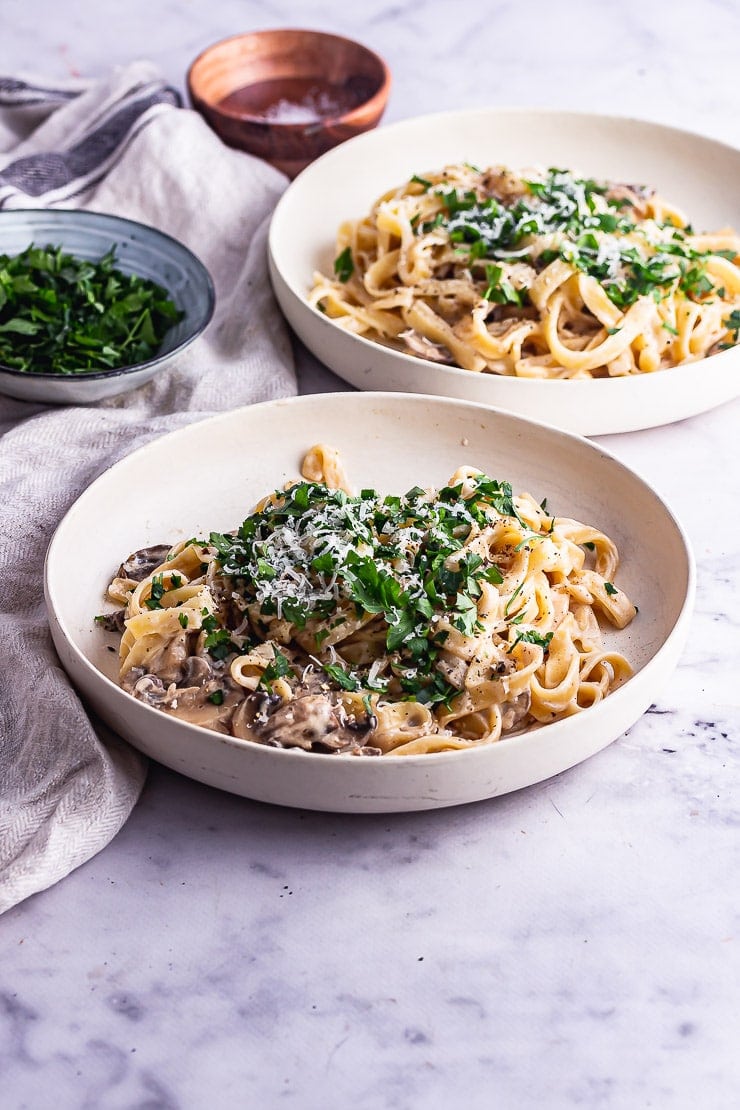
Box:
[504,580,524,618]
[724,309,740,342]
[509,629,554,653]
[0,243,182,375]
[483,263,524,306]
[208,473,554,707]
[678,263,714,300]
[604,581,618,596]
[333,247,354,283]
[259,648,293,689]
[207,689,224,705]
[412,167,724,311]
[200,612,237,660]
[321,662,361,691]
[178,611,189,629]
[144,574,165,610]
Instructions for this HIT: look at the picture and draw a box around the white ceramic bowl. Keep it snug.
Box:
[269,108,740,436]
[45,393,694,813]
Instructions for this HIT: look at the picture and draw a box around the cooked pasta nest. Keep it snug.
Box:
[309,163,740,379]
[100,445,637,757]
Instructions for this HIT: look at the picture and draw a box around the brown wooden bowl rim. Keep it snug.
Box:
[186,27,391,129]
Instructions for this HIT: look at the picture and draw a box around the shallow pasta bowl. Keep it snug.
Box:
[45,392,694,813]
[268,108,740,436]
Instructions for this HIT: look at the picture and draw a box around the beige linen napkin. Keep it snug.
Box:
[0,62,296,913]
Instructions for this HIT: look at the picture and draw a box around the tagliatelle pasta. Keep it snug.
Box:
[99,447,636,756]
[308,164,740,379]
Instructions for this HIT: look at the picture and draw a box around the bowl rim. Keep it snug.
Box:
[0,208,216,382]
[186,26,391,128]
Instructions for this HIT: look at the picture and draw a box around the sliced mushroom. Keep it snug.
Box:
[230,690,282,739]
[123,671,167,705]
[117,544,172,582]
[247,688,378,754]
[150,630,191,686]
[435,650,468,689]
[122,661,242,733]
[399,329,455,364]
[501,690,531,734]
[604,183,654,219]
[96,610,125,634]
[181,654,214,687]
[481,167,528,204]
[258,694,335,750]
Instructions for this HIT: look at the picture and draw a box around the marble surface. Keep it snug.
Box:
[3,1,740,1107]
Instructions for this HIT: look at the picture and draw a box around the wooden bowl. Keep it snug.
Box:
[187,29,391,178]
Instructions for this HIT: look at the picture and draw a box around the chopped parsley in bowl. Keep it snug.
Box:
[0,209,214,403]
[0,243,183,375]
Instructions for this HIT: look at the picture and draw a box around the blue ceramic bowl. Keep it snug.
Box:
[0,209,215,404]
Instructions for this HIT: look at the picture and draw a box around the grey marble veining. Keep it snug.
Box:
[3,0,740,1107]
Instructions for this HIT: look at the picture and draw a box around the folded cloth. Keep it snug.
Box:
[0,62,297,914]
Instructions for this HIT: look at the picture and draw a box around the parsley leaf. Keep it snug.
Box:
[724,309,740,342]
[203,627,235,660]
[321,662,361,691]
[509,628,554,653]
[333,247,354,283]
[260,649,293,688]
[144,574,165,610]
[483,263,524,306]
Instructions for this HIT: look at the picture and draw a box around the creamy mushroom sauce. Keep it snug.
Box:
[111,545,381,754]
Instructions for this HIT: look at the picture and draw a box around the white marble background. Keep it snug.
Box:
[3,1,740,1107]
